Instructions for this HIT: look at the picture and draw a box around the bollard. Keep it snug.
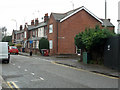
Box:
[30,51,32,56]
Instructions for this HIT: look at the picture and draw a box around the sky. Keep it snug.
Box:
[0,0,119,35]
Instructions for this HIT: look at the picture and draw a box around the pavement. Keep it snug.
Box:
[18,52,119,78]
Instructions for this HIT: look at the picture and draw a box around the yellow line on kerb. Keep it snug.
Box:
[51,61,119,80]
[7,82,14,90]
[11,81,20,90]
[7,81,20,90]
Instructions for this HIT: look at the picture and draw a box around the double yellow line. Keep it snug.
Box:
[7,81,20,90]
[51,61,119,80]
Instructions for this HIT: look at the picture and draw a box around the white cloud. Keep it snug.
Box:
[0,0,119,35]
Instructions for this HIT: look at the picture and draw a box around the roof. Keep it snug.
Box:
[13,30,19,34]
[28,22,47,30]
[51,6,114,27]
[52,6,82,21]
[16,30,24,34]
[100,19,114,27]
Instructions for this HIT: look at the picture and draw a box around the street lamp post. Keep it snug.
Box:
[117,20,120,34]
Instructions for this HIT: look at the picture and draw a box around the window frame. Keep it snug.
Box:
[49,24,53,33]
[49,40,53,49]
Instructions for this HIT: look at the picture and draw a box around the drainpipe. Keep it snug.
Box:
[56,20,59,54]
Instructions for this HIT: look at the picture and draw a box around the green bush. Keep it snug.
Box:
[74,25,115,63]
[39,37,49,53]
[8,42,15,46]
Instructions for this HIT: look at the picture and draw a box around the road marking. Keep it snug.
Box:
[24,69,28,71]
[7,81,20,90]
[40,58,51,62]
[31,79,40,81]
[18,66,21,68]
[51,61,119,80]
[31,77,44,81]
[31,72,35,76]
[13,64,15,65]
[7,82,13,89]
[39,77,44,80]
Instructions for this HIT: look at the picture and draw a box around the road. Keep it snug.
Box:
[1,55,118,88]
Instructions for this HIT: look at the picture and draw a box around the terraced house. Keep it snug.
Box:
[12,13,49,54]
[12,6,114,55]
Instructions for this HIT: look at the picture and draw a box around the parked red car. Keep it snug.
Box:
[9,46,19,55]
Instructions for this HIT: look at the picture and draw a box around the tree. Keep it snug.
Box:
[2,36,12,42]
[39,37,49,53]
[74,25,115,63]
[1,27,7,38]
[15,44,22,51]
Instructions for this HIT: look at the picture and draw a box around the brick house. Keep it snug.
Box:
[12,13,49,53]
[26,17,48,54]
[47,6,114,55]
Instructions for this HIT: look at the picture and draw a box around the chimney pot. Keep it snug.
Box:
[20,25,22,30]
[108,19,110,22]
[31,20,34,25]
[35,18,39,25]
[44,13,49,22]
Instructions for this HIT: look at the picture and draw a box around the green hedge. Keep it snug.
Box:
[39,37,49,53]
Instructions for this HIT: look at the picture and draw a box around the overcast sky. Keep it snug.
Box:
[0,0,119,35]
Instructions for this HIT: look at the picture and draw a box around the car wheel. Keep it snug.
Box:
[6,60,9,64]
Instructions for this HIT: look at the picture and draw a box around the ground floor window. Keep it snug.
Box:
[36,41,39,49]
[33,41,36,48]
[49,40,53,49]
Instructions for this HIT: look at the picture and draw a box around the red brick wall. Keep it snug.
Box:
[47,15,58,55]
[58,10,102,54]
[48,10,114,55]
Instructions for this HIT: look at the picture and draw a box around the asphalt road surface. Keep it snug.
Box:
[1,55,119,89]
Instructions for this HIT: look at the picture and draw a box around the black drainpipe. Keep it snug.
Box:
[56,20,59,53]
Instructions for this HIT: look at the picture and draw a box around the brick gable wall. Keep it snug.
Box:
[48,9,114,55]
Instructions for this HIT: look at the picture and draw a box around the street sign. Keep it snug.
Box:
[30,40,33,44]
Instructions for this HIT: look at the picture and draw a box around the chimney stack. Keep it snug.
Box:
[44,13,49,22]
[108,19,110,22]
[20,25,22,31]
[24,23,28,28]
[35,18,39,25]
[31,20,34,25]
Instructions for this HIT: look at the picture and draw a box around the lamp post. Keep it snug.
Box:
[70,1,74,10]
[117,20,120,34]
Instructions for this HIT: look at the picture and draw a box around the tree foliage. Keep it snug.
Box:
[74,25,115,63]
[39,37,49,53]
[2,35,15,46]
[15,44,22,48]
[75,26,115,51]
[2,36,12,42]
[8,42,15,46]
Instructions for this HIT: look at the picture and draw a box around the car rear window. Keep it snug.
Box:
[10,46,17,49]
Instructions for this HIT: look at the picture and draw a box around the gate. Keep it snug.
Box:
[104,36,120,71]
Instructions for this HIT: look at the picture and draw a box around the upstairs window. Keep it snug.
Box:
[24,31,26,38]
[49,24,53,33]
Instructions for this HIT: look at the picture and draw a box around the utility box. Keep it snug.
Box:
[83,52,87,64]
[104,36,120,71]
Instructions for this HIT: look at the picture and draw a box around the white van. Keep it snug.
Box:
[0,42,10,64]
